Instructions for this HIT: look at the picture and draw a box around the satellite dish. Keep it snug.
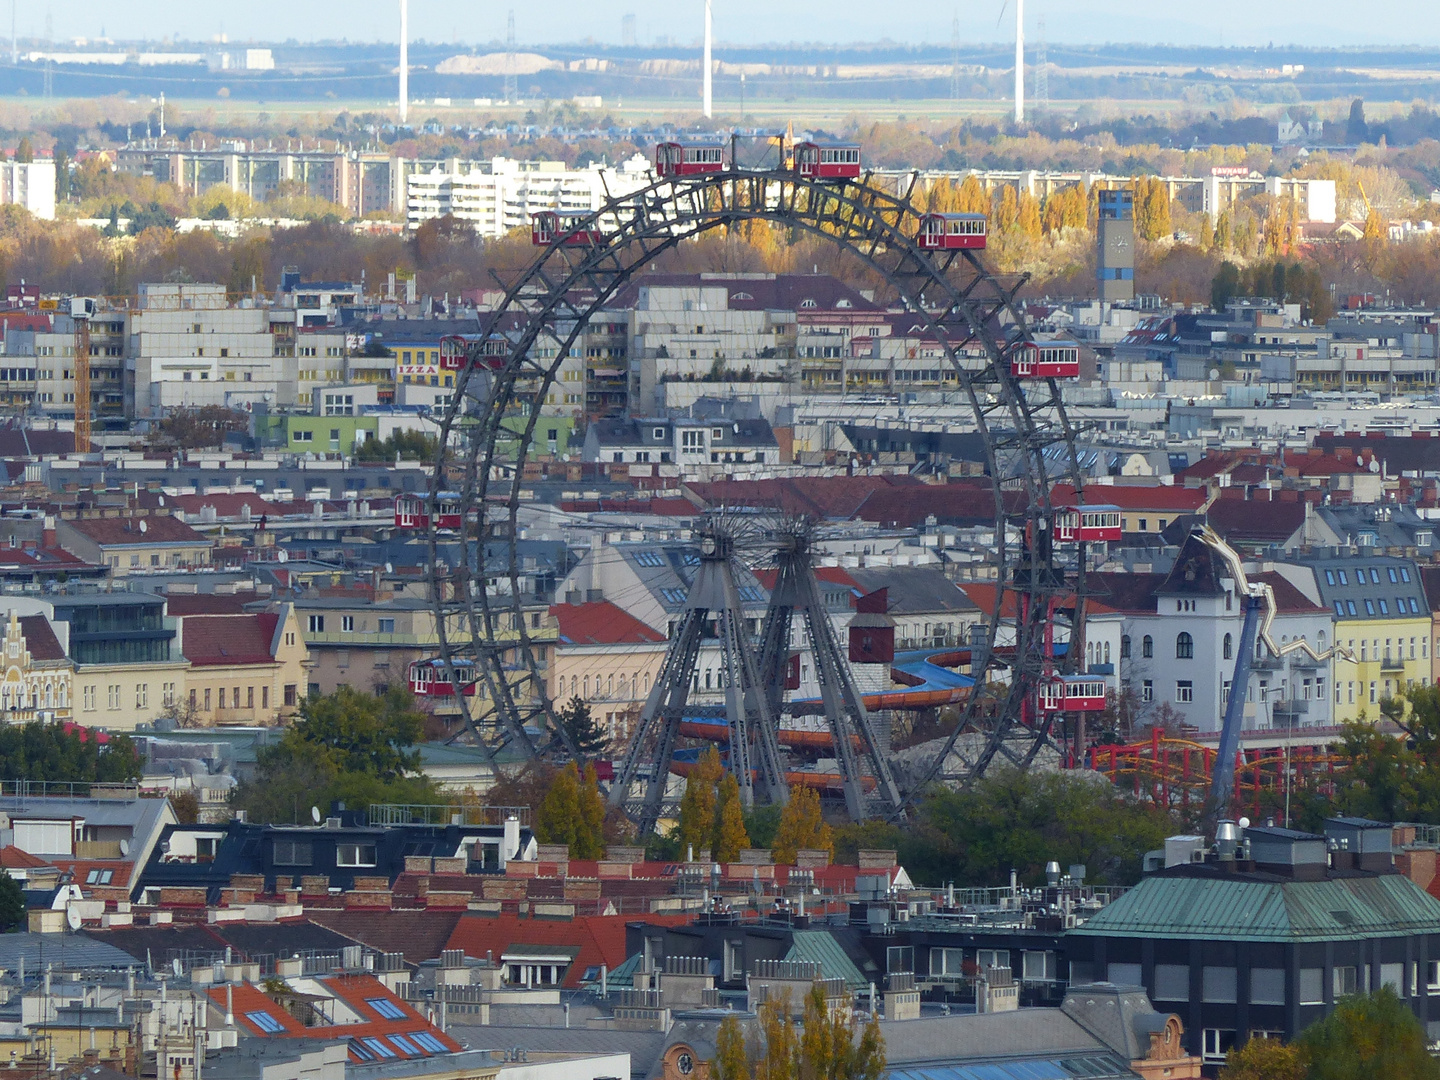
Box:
[119,839,130,857]
[385,562,393,574]
[1238,816,1252,829]
[138,520,148,534]
[65,906,81,931]
[311,806,322,825]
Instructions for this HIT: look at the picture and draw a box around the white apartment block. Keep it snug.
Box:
[0,160,56,220]
[406,155,653,237]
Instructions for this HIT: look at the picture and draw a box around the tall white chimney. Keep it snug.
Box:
[1014,0,1024,125]
[702,0,713,119]
[399,0,410,124]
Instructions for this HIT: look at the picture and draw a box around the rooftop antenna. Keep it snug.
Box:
[702,0,713,119]
[398,0,409,124]
[1014,0,1025,125]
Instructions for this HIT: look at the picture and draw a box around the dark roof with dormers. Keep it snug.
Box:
[1290,555,1427,621]
[1156,532,1228,596]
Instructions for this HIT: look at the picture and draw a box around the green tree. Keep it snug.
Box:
[0,722,143,783]
[535,762,582,850]
[354,430,438,462]
[1212,261,1242,312]
[575,763,607,859]
[1218,1037,1306,1080]
[558,696,607,759]
[14,138,32,164]
[1297,987,1440,1080]
[1326,686,1440,823]
[169,790,200,825]
[676,746,723,859]
[1347,98,1369,144]
[712,771,750,863]
[0,871,24,932]
[772,785,833,865]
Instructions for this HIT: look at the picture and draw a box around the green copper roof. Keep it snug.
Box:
[1070,873,1440,942]
[785,929,869,991]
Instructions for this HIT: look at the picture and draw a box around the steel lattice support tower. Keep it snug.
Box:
[758,521,906,821]
[607,519,787,836]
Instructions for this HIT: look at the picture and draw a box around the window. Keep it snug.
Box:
[342,616,355,633]
[1107,963,1142,986]
[887,946,915,974]
[262,686,270,709]
[1334,600,1345,617]
[1022,951,1057,981]
[366,998,406,1020]
[379,618,395,633]
[387,1035,420,1056]
[1203,966,1237,1003]
[1142,680,1153,702]
[930,948,965,977]
[1326,570,1336,585]
[1347,600,1358,616]
[273,839,313,866]
[1176,680,1193,703]
[246,1011,285,1034]
[1426,961,1440,994]
[1299,968,1325,1005]
[1202,1030,1236,1066]
[1223,633,1233,660]
[307,615,325,633]
[1371,568,1382,584]
[1251,968,1285,1005]
[1378,599,1389,615]
[1333,966,1357,997]
[284,684,297,706]
[1120,635,1131,659]
[218,687,226,710]
[976,949,1009,972]
[1338,570,1348,585]
[361,1038,397,1060]
[1403,566,1413,581]
[1389,566,1399,583]
[1381,963,1404,994]
[409,1032,448,1054]
[337,843,377,867]
[1142,635,1153,659]
[1365,600,1376,616]
[1154,964,1189,1001]
[1411,598,1422,614]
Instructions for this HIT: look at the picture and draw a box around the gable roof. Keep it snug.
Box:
[17,615,66,662]
[61,515,208,548]
[180,613,281,666]
[1205,498,1308,545]
[550,601,665,646]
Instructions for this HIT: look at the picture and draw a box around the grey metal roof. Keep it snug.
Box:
[847,566,981,616]
[881,1010,1115,1067]
[4,932,145,972]
[1289,554,1426,621]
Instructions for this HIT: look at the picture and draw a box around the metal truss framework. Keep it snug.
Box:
[424,165,1089,822]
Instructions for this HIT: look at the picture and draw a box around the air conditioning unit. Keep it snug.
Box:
[325,817,342,829]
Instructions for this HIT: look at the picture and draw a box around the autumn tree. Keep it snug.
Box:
[713,771,751,863]
[575,763,607,859]
[535,762,582,851]
[1218,1037,1306,1080]
[772,785,834,864]
[1296,987,1440,1080]
[1132,176,1173,241]
[676,745,724,859]
[713,1014,751,1080]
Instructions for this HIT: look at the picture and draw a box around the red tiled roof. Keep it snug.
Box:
[1205,498,1307,543]
[445,912,691,989]
[0,547,89,569]
[180,613,279,666]
[61,515,208,547]
[685,475,927,520]
[0,845,49,869]
[17,615,65,661]
[165,594,252,616]
[549,601,665,645]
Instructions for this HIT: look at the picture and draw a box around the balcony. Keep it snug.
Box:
[1381,654,1406,672]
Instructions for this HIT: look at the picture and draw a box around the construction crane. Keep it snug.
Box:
[1199,524,1347,824]
[70,297,93,453]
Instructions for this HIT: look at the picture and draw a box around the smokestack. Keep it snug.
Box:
[1014,0,1025,125]
[399,0,409,124]
[702,0,712,119]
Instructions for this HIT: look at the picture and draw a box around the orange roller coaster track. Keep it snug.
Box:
[1089,727,1343,819]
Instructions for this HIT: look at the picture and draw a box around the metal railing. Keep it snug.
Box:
[0,779,143,800]
[367,803,531,827]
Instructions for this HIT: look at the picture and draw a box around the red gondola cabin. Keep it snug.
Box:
[1038,676,1108,713]
[408,657,478,697]
[440,334,509,373]
[531,211,605,247]
[917,213,987,250]
[1011,341,1081,379]
[1053,504,1123,544]
[654,141,726,177]
[393,492,464,530]
[793,141,861,180]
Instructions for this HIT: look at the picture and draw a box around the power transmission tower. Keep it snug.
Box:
[949,13,961,105]
[1034,15,1050,116]
[504,11,517,105]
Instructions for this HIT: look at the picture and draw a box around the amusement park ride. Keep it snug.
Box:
[401,131,1139,831]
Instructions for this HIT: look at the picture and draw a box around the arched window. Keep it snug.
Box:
[1319,630,1327,650]
[1121,635,1132,659]
[1176,632,1194,659]
[1223,633,1233,660]
[1104,641,1112,664]
[1142,635,1154,659]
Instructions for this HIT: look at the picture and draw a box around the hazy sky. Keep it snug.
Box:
[29,1,1438,50]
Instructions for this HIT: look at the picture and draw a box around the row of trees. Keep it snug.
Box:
[713,984,885,1080]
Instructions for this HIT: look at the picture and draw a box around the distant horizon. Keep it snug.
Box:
[14,1,1440,51]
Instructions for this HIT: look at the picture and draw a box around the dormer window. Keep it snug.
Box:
[800,299,817,308]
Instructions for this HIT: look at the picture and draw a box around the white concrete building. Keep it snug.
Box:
[406,155,653,236]
[0,160,56,220]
